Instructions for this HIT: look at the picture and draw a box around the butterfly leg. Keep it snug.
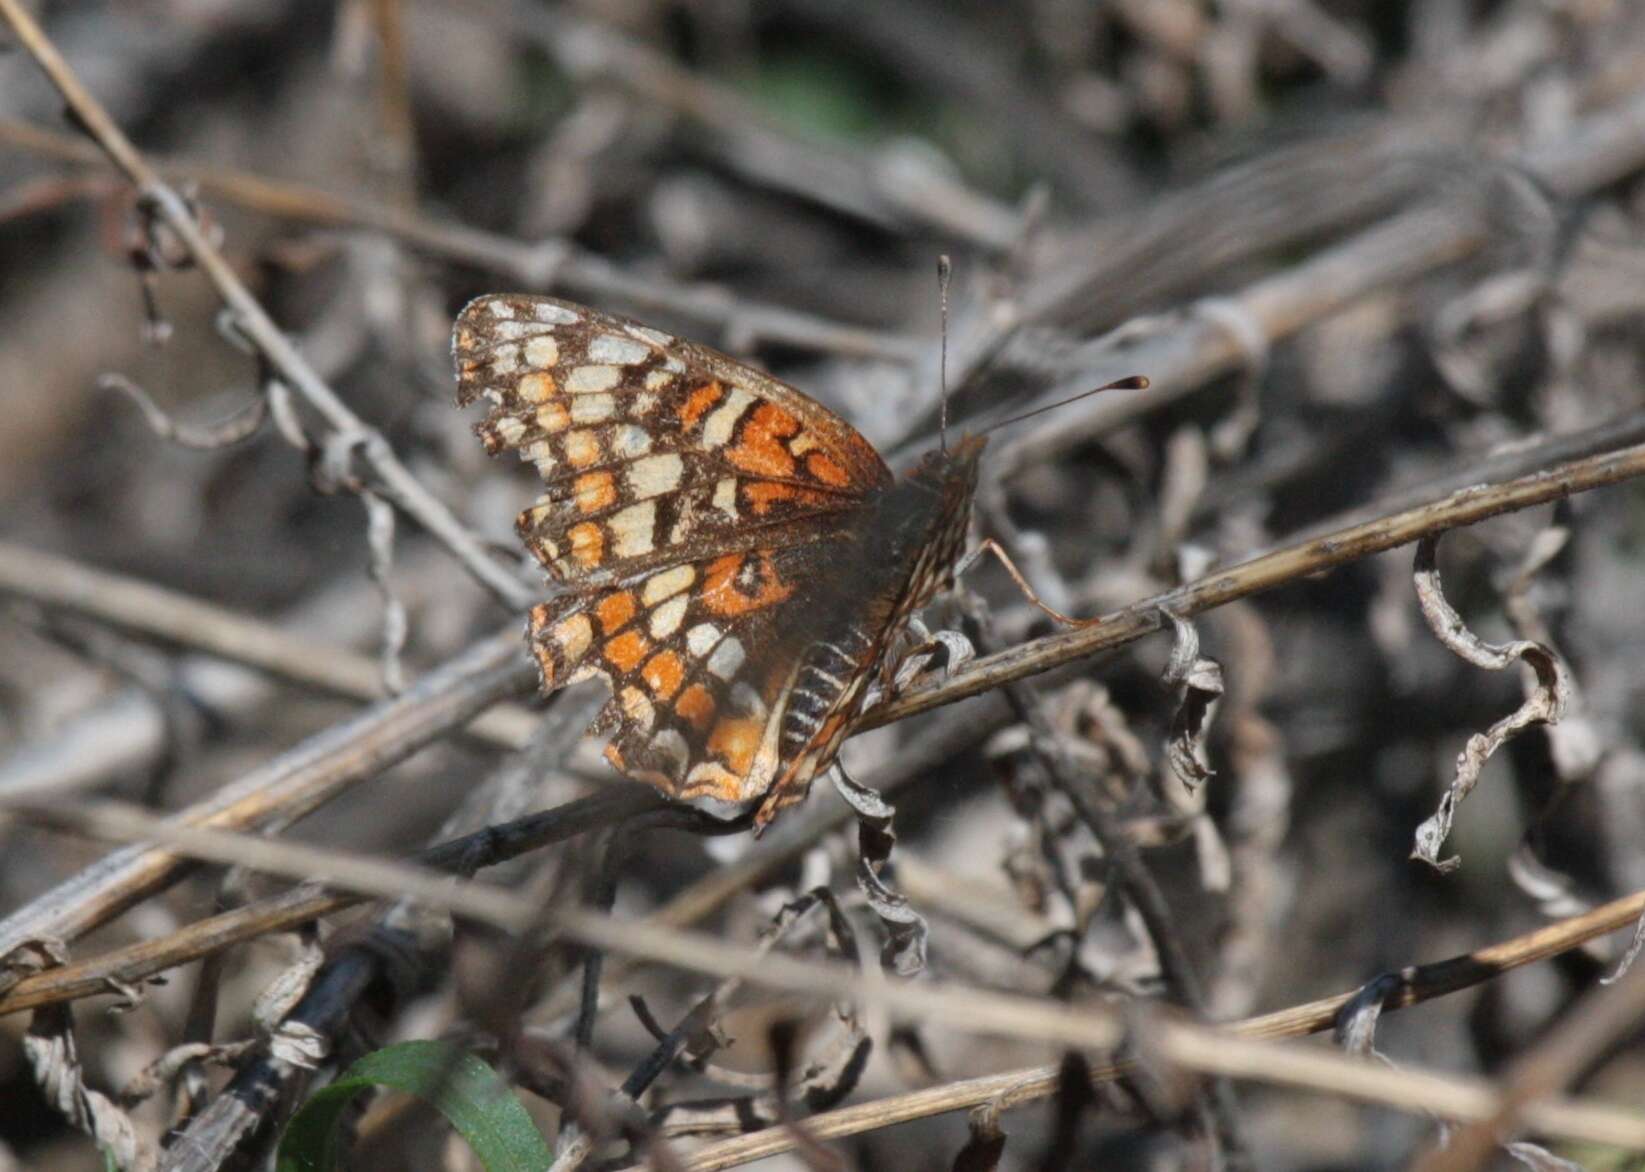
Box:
[956,538,1100,627]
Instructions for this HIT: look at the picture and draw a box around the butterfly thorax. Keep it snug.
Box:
[862,433,987,627]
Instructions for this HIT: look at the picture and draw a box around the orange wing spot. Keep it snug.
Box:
[702,551,796,617]
[641,649,686,700]
[726,403,800,478]
[537,401,570,432]
[567,521,605,568]
[679,381,724,429]
[743,482,832,516]
[806,450,851,487]
[596,590,636,633]
[604,628,650,673]
[676,683,716,731]
[743,481,801,516]
[707,714,763,776]
[574,470,617,514]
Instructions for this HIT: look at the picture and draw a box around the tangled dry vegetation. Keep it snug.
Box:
[4,2,1645,1169]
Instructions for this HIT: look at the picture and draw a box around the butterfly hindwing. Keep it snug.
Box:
[528,540,856,806]
[453,294,893,586]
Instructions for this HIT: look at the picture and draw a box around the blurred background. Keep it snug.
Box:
[3,2,1645,1169]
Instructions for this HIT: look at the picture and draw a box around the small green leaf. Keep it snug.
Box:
[276,1040,553,1172]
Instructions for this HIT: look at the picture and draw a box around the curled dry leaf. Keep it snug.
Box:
[1333,971,1403,1058]
[1161,610,1224,790]
[117,1040,256,1108]
[1410,535,1573,873]
[25,1003,153,1171]
[833,765,929,977]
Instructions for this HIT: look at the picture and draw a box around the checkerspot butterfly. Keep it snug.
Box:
[454,294,1016,833]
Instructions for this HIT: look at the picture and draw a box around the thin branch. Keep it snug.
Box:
[0,539,537,749]
[0,629,534,972]
[670,889,1645,1170]
[867,440,1645,728]
[0,0,535,611]
[0,118,922,363]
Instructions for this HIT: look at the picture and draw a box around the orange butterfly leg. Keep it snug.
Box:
[959,538,1100,628]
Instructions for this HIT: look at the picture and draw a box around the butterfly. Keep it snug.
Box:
[453,294,1124,834]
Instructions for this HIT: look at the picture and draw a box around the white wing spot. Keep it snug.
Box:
[490,346,519,375]
[609,500,657,557]
[643,370,674,392]
[730,679,766,717]
[632,391,659,416]
[488,300,516,319]
[612,423,652,457]
[626,453,683,498]
[703,387,754,448]
[707,637,745,681]
[524,440,556,473]
[620,685,656,731]
[523,335,559,368]
[566,365,621,394]
[571,393,617,424]
[649,595,688,639]
[642,563,696,606]
[652,729,689,771]
[686,623,722,658]
[629,324,674,347]
[495,416,526,445]
[712,478,739,520]
[587,334,651,365]
[533,301,580,324]
[553,613,593,661]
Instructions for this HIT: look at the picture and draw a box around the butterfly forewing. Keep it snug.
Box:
[453,294,892,586]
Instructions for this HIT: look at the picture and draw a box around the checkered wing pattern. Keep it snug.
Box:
[454,294,891,586]
[455,294,906,826]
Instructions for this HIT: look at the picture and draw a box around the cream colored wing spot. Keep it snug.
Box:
[587,334,651,365]
[626,453,684,498]
[490,346,520,375]
[702,387,754,448]
[494,416,526,445]
[571,393,617,424]
[643,370,674,391]
[564,430,601,467]
[712,477,739,520]
[631,391,659,416]
[620,685,656,731]
[628,324,674,348]
[652,728,689,772]
[553,613,593,662]
[641,563,696,606]
[523,335,559,367]
[523,440,555,472]
[648,594,689,639]
[566,365,622,394]
[533,301,580,324]
[488,300,516,319]
[609,500,657,558]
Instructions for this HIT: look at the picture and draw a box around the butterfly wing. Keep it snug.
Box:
[456,293,909,822]
[453,293,892,587]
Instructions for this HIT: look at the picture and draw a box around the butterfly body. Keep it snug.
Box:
[454,293,981,832]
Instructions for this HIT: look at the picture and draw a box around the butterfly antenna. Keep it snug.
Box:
[980,375,1151,436]
[937,254,952,454]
